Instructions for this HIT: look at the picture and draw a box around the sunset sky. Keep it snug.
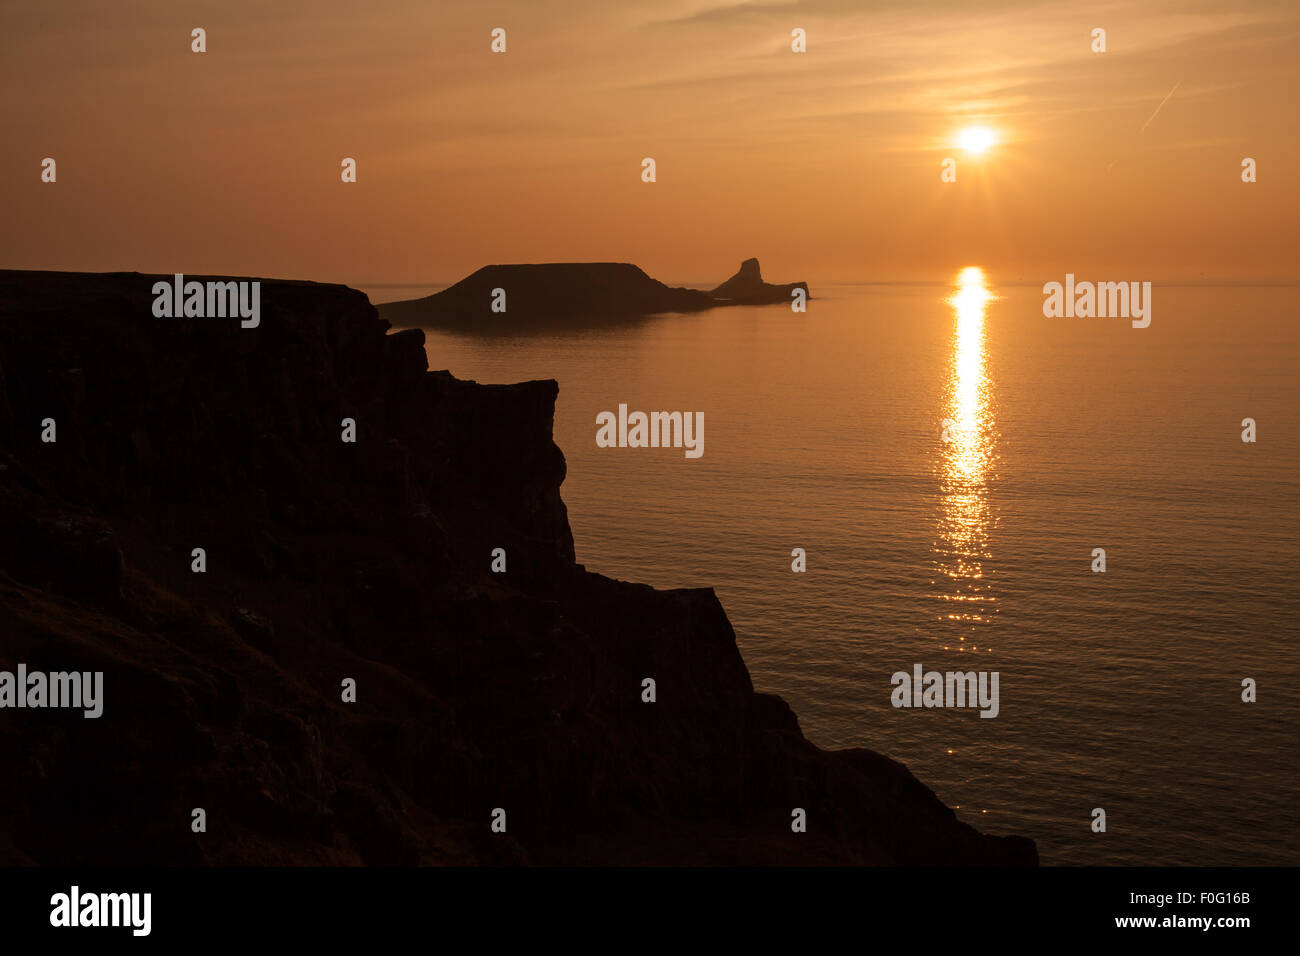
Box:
[3,0,1297,284]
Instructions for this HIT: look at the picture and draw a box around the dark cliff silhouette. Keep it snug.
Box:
[0,269,1034,866]
[378,259,810,331]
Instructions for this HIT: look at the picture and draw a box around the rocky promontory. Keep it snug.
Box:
[709,257,808,305]
[378,259,810,331]
[0,269,1034,866]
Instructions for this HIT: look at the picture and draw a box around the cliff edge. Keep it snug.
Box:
[0,270,1034,865]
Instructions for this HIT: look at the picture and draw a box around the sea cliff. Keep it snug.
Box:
[0,270,1034,865]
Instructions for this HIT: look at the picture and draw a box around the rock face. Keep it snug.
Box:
[709,257,809,305]
[0,269,1035,866]
[378,259,811,331]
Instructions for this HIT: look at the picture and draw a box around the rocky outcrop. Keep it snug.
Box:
[709,257,808,305]
[0,269,1035,866]
[378,259,810,331]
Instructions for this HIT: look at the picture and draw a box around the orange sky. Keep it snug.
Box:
[3,0,1298,284]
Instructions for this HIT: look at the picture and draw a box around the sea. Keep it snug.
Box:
[365,274,1300,866]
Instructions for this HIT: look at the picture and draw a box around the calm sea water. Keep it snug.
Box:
[373,277,1299,866]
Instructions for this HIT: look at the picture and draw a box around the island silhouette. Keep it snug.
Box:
[378,258,809,331]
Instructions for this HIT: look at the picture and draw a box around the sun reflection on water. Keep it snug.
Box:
[935,266,998,635]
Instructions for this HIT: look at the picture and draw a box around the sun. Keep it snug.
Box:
[957,126,997,154]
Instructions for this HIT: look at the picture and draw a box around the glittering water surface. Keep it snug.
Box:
[379,277,1300,865]
[936,267,998,643]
